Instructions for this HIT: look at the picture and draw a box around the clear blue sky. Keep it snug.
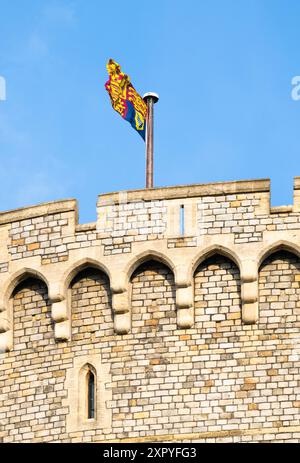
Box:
[0,0,299,223]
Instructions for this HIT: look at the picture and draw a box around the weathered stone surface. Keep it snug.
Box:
[0,178,300,442]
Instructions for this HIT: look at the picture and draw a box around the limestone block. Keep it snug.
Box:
[54,320,71,341]
[0,331,12,352]
[242,302,259,324]
[184,201,197,237]
[255,192,270,215]
[51,300,68,323]
[176,286,193,308]
[176,286,194,328]
[241,280,258,304]
[294,191,300,212]
[114,312,131,334]
[166,201,180,237]
[241,279,258,324]
[111,275,130,335]
[48,282,64,302]
[0,314,9,333]
[110,275,127,295]
[112,291,129,314]
[240,260,258,282]
[177,307,194,329]
[174,264,191,288]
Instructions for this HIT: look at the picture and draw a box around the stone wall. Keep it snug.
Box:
[0,178,300,442]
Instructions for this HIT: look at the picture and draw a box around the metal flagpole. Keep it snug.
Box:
[143,92,159,189]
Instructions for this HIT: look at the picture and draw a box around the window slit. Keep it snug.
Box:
[87,371,95,419]
[180,205,185,236]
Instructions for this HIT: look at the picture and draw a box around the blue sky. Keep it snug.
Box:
[0,0,300,223]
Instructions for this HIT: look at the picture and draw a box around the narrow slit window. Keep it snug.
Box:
[87,370,95,419]
[180,205,185,236]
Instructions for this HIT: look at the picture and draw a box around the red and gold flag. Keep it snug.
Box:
[105,59,147,140]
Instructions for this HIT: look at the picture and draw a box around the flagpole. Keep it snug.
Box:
[143,92,159,189]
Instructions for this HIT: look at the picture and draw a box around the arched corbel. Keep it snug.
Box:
[0,268,50,352]
[0,313,10,333]
[48,281,65,303]
[174,264,194,329]
[0,331,13,353]
[240,259,258,324]
[110,272,130,334]
[0,305,12,352]
[59,258,113,341]
[176,286,194,328]
[51,300,70,341]
[48,279,70,341]
[112,290,130,334]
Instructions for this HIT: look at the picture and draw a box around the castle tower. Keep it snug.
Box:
[0,178,300,442]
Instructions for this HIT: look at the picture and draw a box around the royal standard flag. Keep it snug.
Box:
[105,59,147,140]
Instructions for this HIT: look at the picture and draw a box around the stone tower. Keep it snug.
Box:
[0,178,300,442]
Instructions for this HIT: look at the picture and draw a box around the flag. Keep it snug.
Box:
[105,59,147,140]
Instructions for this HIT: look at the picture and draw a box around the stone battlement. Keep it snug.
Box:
[0,178,300,442]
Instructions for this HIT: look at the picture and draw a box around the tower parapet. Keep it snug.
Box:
[0,178,300,442]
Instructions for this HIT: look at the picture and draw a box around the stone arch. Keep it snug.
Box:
[10,273,53,351]
[3,267,49,308]
[194,251,242,329]
[190,244,242,283]
[258,247,300,327]
[70,265,113,342]
[126,250,176,284]
[0,268,50,351]
[62,258,111,298]
[130,258,177,336]
[257,240,300,270]
[0,268,50,348]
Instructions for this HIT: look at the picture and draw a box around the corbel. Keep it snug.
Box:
[112,290,130,334]
[241,260,258,324]
[49,281,70,341]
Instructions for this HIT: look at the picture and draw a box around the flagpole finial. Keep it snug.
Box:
[143,92,159,104]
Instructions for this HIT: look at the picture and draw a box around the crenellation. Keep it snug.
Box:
[0,178,300,442]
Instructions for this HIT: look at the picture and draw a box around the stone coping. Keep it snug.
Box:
[0,177,299,225]
[97,178,270,205]
[0,199,77,226]
[75,222,97,232]
[270,205,293,214]
[294,176,300,190]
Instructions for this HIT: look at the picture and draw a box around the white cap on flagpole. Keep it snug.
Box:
[143,92,159,103]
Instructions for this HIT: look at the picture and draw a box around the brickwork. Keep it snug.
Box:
[0,279,68,442]
[258,251,300,328]
[198,194,300,244]
[167,237,197,248]
[1,254,300,442]
[71,269,113,344]
[9,214,70,262]
[99,200,167,256]
[0,178,300,442]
